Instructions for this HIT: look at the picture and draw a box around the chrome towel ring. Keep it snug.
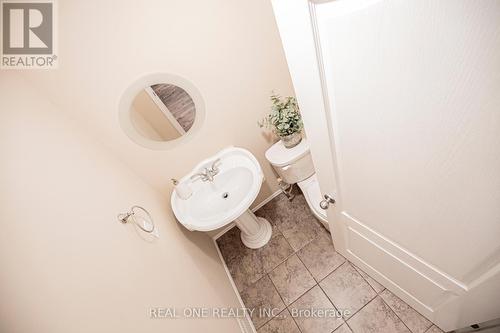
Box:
[118,205,155,233]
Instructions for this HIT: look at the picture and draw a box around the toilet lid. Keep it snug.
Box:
[265,138,310,167]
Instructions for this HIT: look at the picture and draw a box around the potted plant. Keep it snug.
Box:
[259,93,304,148]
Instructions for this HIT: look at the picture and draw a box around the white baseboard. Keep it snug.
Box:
[251,189,282,213]
[212,222,237,240]
[213,237,256,333]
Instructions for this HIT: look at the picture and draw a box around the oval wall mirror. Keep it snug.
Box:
[119,74,205,150]
[131,84,195,141]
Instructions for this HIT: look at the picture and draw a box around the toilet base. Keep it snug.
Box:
[297,173,329,230]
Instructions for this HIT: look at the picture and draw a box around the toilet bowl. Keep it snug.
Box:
[265,138,328,229]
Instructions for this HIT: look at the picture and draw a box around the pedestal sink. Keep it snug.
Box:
[171,147,272,249]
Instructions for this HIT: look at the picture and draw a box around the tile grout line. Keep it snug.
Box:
[255,192,326,254]
[326,265,392,329]
[315,281,349,329]
[238,201,298,329]
[266,227,323,333]
[377,293,430,333]
[293,243,349,331]
[225,228,366,331]
[324,261,384,326]
[285,284,318,333]
[378,296,414,333]
[252,273,283,330]
[283,224,321,253]
[343,294,379,328]
[351,264,382,295]
[273,228,341,331]
[316,259,348,285]
[351,263,431,333]
[314,261,381,323]
[347,263,430,332]
[294,239,323,280]
[344,316,355,333]
[423,325,441,333]
[239,194,384,332]
[266,270,307,333]
[225,193,432,333]
[263,229,295,275]
[295,233,351,331]
[256,195,308,333]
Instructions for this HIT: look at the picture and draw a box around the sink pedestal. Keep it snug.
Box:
[235,209,272,249]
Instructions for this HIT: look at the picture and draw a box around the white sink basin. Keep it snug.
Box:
[171,147,272,248]
[190,167,253,221]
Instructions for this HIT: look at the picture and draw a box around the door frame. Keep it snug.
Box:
[271,0,347,262]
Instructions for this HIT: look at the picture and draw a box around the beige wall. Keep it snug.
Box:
[0,74,241,333]
[21,0,294,206]
[1,1,294,331]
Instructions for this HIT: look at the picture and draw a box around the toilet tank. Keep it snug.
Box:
[265,138,315,184]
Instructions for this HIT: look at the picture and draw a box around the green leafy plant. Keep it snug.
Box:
[259,94,303,137]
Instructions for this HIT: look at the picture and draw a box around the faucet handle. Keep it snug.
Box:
[190,173,203,181]
[211,158,221,172]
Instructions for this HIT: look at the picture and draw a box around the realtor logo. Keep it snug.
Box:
[1,0,57,69]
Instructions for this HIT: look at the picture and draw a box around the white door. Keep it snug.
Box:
[272,0,500,331]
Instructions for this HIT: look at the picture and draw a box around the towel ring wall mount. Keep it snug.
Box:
[118,205,155,233]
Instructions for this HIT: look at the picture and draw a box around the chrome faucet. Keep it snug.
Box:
[190,158,221,182]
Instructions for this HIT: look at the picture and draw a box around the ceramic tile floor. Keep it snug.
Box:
[217,192,445,333]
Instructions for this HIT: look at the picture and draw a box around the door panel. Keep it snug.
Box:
[272,0,500,330]
[346,215,465,314]
[317,0,500,282]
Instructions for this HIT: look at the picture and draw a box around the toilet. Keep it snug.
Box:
[265,138,328,229]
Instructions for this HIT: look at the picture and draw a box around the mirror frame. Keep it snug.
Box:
[118,73,205,150]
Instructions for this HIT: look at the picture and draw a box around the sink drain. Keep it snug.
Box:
[222,192,229,199]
